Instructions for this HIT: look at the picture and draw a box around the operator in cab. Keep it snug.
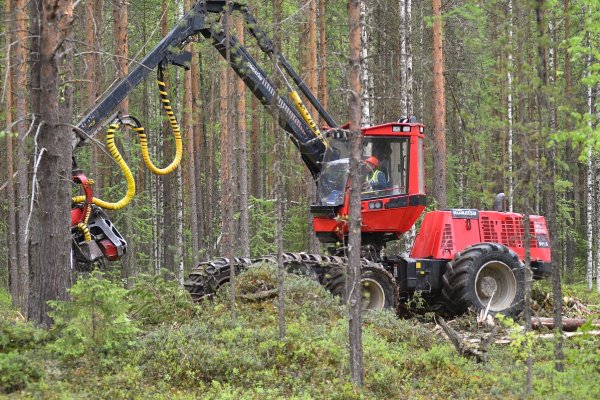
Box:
[363,156,387,191]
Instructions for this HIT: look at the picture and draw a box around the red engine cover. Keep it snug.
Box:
[410,210,552,263]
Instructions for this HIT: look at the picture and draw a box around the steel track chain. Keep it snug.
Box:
[184,252,394,302]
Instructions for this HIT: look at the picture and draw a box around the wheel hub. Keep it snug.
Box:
[475,260,517,312]
[361,278,386,311]
[478,276,498,298]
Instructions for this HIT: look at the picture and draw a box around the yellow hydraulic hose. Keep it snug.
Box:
[72,69,181,214]
[290,90,329,149]
[136,77,183,175]
[77,222,92,242]
[72,123,136,210]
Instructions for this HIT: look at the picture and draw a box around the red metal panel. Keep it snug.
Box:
[410,210,552,263]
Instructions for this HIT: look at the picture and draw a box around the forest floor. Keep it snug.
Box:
[1,264,599,399]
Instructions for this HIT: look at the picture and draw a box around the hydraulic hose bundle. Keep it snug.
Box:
[72,68,183,217]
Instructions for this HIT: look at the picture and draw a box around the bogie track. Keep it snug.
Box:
[184,252,398,312]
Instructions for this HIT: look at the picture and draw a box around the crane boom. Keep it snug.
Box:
[73,0,335,177]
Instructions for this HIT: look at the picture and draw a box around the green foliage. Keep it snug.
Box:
[48,272,139,359]
[497,314,535,364]
[128,271,196,326]
[249,196,276,256]
[0,320,47,353]
[0,352,43,394]
[283,201,309,252]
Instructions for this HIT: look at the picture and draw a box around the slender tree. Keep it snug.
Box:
[112,0,135,287]
[348,0,363,386]
[236,15,250,258]
[431,0,447,209]
[272,0,286,339]
[16,0,29,314]
[318,0,329,113]
[306,0,321,254]
[183,0,200,263]
[221,5,236,318]
[359,0,372,125]
[5,0,19,307]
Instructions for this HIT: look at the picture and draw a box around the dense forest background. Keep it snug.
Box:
[1,0,599,307]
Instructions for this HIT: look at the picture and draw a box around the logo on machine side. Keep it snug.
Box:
[451,209,479,219]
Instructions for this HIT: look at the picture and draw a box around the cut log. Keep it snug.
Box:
[531,317,600,332]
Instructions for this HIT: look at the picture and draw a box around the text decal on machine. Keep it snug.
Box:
[451,209,479,219]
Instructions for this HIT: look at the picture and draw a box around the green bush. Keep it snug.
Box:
[0,352,43,394]
[128,271,196,326]
[48,271,139,359]
[0,320,47,353]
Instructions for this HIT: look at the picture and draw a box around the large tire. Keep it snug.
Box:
[441,243,525,317]
[185,258,249,301]
[324,262,398,311]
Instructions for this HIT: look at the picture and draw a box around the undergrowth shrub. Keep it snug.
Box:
[48,271,139,359]
[0,320,47,353]
[128,271,196,326]
[0,351,43,394]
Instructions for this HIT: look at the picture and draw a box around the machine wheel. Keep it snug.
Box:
[185,258,247,301]
[441,243,525,317]
[324,263,398,311]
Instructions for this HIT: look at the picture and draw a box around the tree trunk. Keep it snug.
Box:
[5,0,19,307]
[271,0,286,338]
[113,0,134,287]
[563,0,575,284]
[348,0,363,386]
[538,2,564,371]
[360,0,372,126]
[404,0,413,116]
[221,7,236,319]
[16,0,29,315]
[192,43,205,257]
[306,0,320,254]
[399,0,407,116]
[507,0,515,211]
[184,0,200,263]
[431,0,447,209]
[236,16,250,258]
[318,0,329,113]
[250,95,263,200]
[27,0,74,327]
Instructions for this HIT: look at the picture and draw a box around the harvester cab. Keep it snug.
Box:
[312,119,427,251]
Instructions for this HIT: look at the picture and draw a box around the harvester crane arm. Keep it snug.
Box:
[73,0,335,177]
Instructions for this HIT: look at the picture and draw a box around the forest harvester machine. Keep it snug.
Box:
[70,0,552,317]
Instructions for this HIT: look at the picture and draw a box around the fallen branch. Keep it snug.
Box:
[436,316,497,363]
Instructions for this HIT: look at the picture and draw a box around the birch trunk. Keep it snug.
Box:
[359,0,371,126]
[399,0,406,116]
[507,0,515,211]
[586,21,594,290]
